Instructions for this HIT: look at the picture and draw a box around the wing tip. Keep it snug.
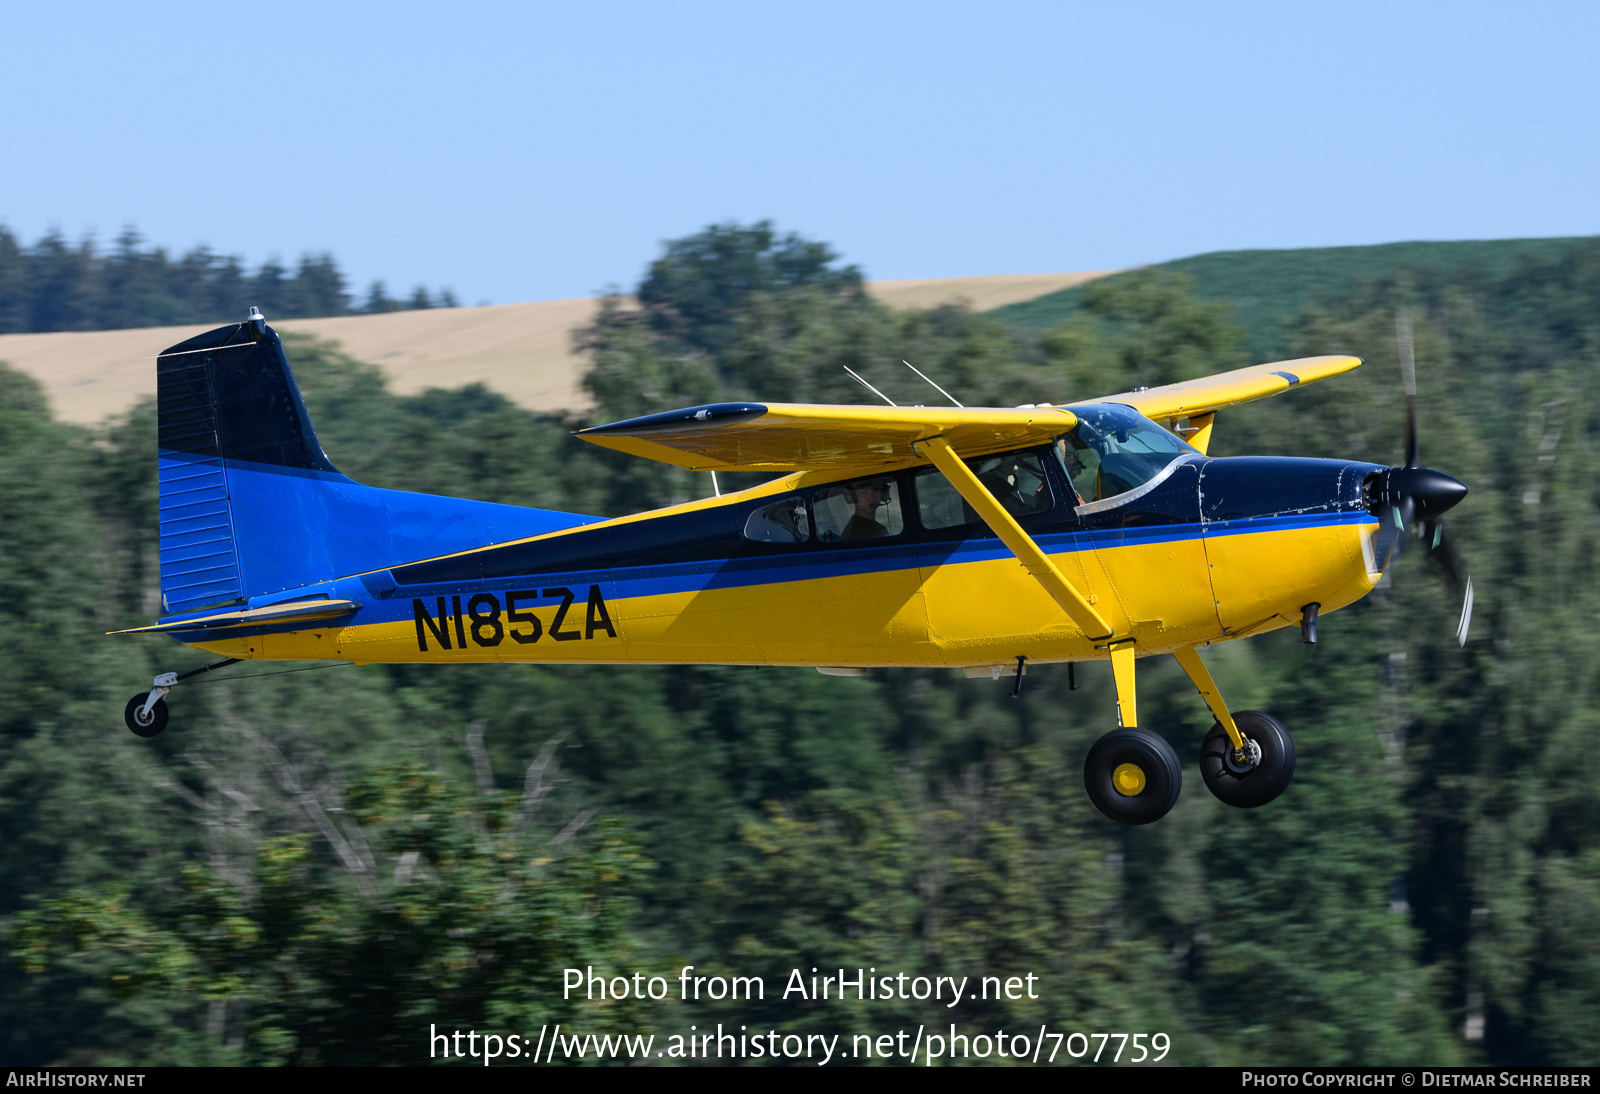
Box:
[575,402,769,438]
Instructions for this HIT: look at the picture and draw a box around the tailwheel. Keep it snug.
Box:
[1084,727,1183,825]
[1199,711,1295,808]
[124,692,169,738]
[118,660,238,739]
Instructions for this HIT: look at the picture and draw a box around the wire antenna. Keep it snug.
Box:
[902,360,964,407]
[843,366,897,406]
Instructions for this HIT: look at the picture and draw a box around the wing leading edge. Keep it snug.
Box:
[1080,354,1362,421]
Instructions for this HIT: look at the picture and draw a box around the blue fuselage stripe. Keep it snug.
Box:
[374,509,1371,610]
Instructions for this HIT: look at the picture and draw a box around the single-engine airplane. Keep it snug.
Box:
[115,308,1468,824]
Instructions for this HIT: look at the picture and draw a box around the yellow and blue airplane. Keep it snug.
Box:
[115,308,1468,824]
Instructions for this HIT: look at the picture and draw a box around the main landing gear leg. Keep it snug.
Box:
[124,658,241,738]
[1172,646,1296,808]
[1084,642,1182,825]
[1171,647,1248,755]
[1110,643,1136,728]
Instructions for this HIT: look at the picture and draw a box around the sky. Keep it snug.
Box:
[2,1,1596,306]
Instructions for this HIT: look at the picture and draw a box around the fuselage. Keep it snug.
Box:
[184,439,1387,671]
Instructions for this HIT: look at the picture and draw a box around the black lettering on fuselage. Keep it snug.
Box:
[414,597,452,651]
[467,593,504,647]
[506,590,543,644]
[413,587,612,651]
[544,587,581,641]
[585,583,616,639]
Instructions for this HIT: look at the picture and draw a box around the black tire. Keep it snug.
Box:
[125,693,169,738]
[1083,727,1183,825]
[1199,711,1295,808]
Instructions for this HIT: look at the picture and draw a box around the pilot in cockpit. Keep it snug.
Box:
[840,479,893,540]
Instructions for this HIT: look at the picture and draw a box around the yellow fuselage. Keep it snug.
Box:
[190,456,1383,671]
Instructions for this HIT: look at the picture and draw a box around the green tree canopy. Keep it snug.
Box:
[637,220,865,358]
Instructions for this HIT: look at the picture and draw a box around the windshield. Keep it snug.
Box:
[1056,404,1196,504]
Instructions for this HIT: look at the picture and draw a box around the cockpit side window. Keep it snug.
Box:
[812,476,904,542]
[914,450,1053,530]
[1056,404,1196,504]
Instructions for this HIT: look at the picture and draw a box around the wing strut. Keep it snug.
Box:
[918,436,1114,641]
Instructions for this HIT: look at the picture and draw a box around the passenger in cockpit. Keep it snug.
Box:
[979,453,1045,517]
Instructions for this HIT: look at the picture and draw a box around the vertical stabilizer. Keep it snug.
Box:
[155,311,590,617]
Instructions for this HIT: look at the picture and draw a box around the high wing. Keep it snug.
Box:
[1082,355,1362,421]
[1076,354,1360,453]
[574,355,1359,472]
[574,401,1079,473]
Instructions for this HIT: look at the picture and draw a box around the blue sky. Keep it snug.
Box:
[3,1,1595,305]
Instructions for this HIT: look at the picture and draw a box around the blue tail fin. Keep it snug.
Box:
[157,311,591,616]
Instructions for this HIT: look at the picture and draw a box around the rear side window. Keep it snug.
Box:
[743,497,810,544]
[915,470,975,529]
[812,476,904,542]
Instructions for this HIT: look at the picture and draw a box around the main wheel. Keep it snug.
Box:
[1083,727,1183,825]
[1199,711,1295,808]
[124,693,168,738]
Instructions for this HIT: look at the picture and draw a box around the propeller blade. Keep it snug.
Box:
[1370,309,1472,646]
[1372,529,1397,573]
[1420,520,1472,646]
[1395,496,1415,567]
[1372,492,1416,571]
[1396,307,1420,468]
[1421,520,1465,590]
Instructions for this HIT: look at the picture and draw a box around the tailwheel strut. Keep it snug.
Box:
[124,658,241,738]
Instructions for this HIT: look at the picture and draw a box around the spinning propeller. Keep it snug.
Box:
[1366,308,1473,645]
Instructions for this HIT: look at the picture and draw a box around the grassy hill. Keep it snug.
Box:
[991,237,1595,362]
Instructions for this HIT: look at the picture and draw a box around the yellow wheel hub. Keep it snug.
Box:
[1112,762,1147,796]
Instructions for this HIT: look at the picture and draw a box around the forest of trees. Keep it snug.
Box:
[0,225,457,334]
[2,224,1599,1065]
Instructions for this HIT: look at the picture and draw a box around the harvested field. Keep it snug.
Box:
[0,271,1111,425]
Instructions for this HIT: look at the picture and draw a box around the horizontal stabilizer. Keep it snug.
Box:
[575,402,1080,472]
[109,598,361,636]
[1083,355,1362,422]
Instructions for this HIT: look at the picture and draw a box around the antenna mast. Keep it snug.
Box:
[843,366,898,406]
[902,360,963,407]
